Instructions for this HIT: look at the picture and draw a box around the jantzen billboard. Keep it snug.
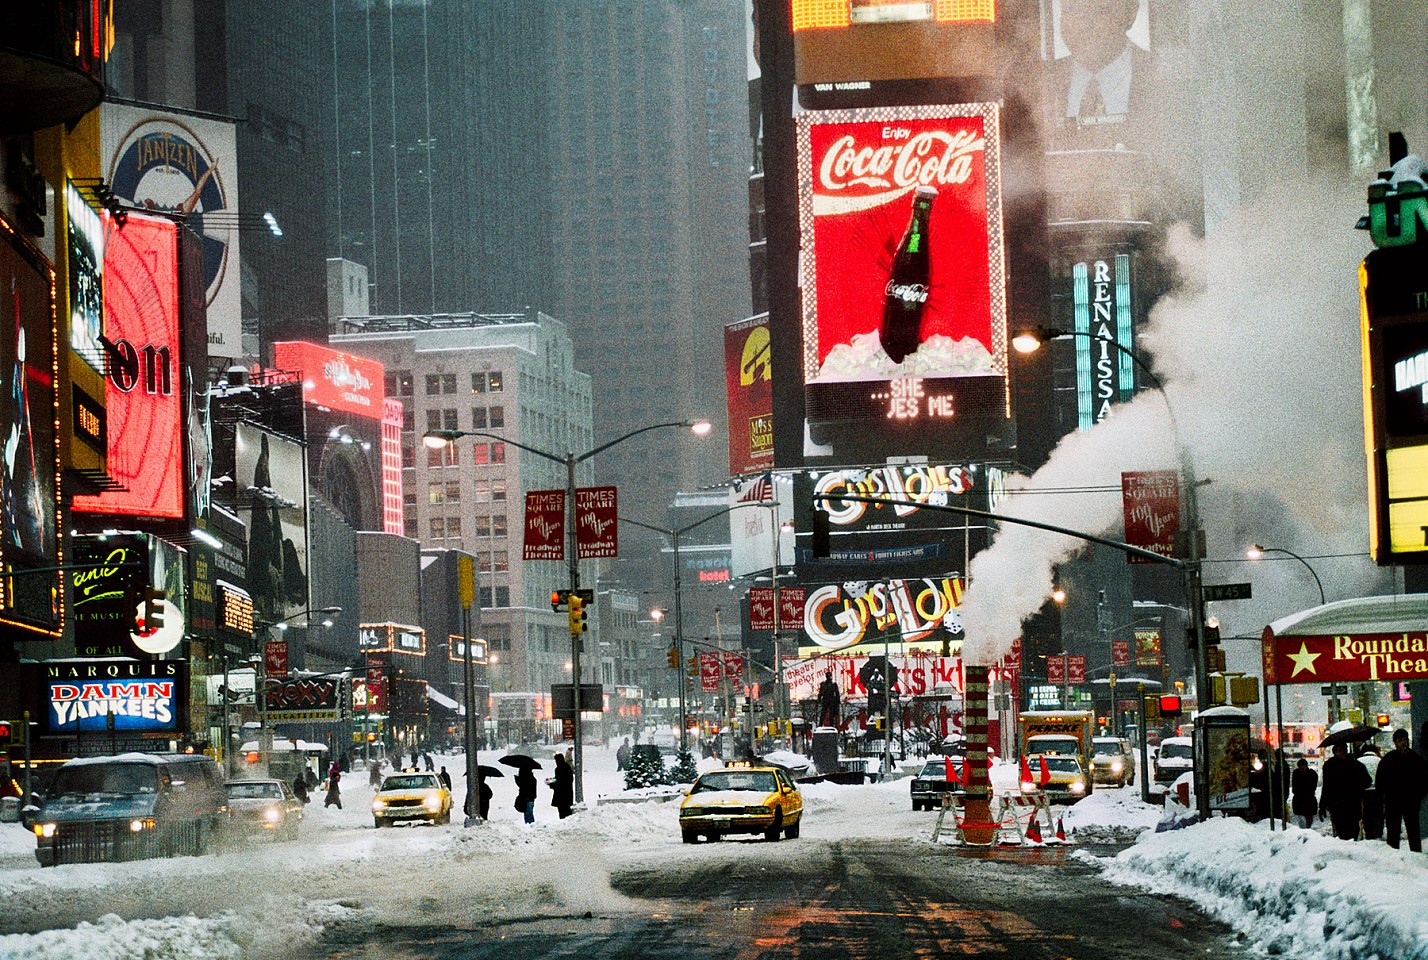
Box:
[795,103,1008,451]
[103,104,242,359]
[72,214,184,519]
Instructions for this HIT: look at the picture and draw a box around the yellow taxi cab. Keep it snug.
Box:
[678,761,803,843]
[371,771,452,827]
[1022,754,1091,804]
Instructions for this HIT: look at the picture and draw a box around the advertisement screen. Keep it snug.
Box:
[792,0,997,84]
[71,534,147,658]
[798,576,965,655]
[73,214,184,519]
[103,105,242,359]
[0,222,62,633]
[724,316,773,476]
[65,182,105,372]
[272,341,384,421]
[381,398,404,535]
[235,423,309,624]
[795,104,1007,440]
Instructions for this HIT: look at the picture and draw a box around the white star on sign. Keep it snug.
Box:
[1287,641,1321,678]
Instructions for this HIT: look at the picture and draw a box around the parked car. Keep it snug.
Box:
[679,762,803,843]
[1089,736,1136,787]
[32,754,227,867]
[1152,736,1195,799]
[372,772,452,827]
[910,757,965,810]
[225,779,304,839]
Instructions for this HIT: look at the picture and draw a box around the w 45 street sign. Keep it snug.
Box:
[1203,582,1252,602]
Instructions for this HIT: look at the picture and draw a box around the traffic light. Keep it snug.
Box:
[1159,694,1183,717]
[667,644,679,669]
[811,506,830,558]
[550,590,570,611]
[140,587,166,631]
[0,721,11,745]
[567,594,588,636]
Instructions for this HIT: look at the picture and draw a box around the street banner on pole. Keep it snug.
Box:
[523,490,566,561]
[749,588,777,631]
[1112,639,1131,666]
[699,653,722,693]
[1067,656,1086,684]
[576,486,619,558]
[1121,470,1180,564]
[779,587,806,631]
[1047,655,1065,684]
[722,651,745,690]
[264,639,289,679]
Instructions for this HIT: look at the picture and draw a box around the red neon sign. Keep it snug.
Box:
[73,214,183,519]
[272,341,384,421]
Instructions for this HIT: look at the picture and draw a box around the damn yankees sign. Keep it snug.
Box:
[38,660,186,733]
[1263,629,1428,684]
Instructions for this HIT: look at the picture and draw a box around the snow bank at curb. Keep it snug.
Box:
[1095,819,1428,960]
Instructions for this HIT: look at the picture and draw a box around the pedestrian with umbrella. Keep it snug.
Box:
[500,754,541,825]
[1321,741,1371,840]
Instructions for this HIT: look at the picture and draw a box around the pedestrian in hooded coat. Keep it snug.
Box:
[324,767,342,809]
[292,775,310,805]
[1320,742,1371,840]
[1290,758,1318,828]
[514,767,537,824]
[551,754,574,819]
[1376,728,1428,851]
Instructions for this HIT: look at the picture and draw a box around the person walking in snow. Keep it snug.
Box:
[1320,742,1370,840]
[324,766,343,809]
[514,767,537,824]
[1290,758,1318,828]
[550,753,574,819]
[616,737,631,771]
[1376,728,1428,852]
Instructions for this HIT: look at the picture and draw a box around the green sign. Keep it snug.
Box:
[1203,582,1252,602]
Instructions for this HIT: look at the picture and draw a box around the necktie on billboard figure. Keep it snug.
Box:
[880,185,937,364]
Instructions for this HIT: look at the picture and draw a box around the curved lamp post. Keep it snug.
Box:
[1014,324,1212,819]
[423,420,711,805]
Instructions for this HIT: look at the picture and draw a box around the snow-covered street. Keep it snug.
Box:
[0,745,1424,960]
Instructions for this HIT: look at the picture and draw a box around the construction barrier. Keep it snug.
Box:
[932,790,1065,846]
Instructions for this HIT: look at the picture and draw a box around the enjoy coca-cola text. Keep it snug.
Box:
[818,129,983,193]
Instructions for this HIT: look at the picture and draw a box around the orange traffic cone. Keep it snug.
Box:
[1025,817,1043,844]
[1056,818,1067,842]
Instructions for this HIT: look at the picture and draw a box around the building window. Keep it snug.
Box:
[474,480,490,503]
[494,586,509,607]
[491,442,505,464]
[488,372,503,392]
[430,517,445,538]
[471,372,486,393]
[487,624,510,652]
[489,406,504,429]
[388,370,413,397]
[491,479,506,502]
[472,443,489,466]
[443,408,458,430]
[425,374,442,395]
[492,513,507,538]
[426,409,443,431]
[471,407,487,429]
[493,550,509,574]
[446,516,461,537]
[427,444,455,468]
[479,586,493,607]
[402,441,415,469]
[442,373,457,394]
[445,481,461,504]
[402,406,415,432]
[477,551,492,574]
[403,491,417,510]
[428,481,445,505]
[474,515,491,537]
[404,518,418,538]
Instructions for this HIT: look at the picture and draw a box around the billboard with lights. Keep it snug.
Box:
[72,214,184,520]
[0,218,62,634]
[794,103,1008,451]
[791,1,996,85]
[272,341,384,421]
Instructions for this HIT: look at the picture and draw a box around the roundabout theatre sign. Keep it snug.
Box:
[1263,628,1428,684]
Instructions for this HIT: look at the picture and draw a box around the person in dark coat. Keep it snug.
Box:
[1320,742,1371,840]
[1376,728,1428,851]
[1290,758,1318,828]
[438,766,452,790]
[292,775,310,805]
[514,767,537,824]
[616,737,631,771]
[1247,750,1271,823]
[324,767,342,809]
[478,776,493,821]
[550,754,574,819]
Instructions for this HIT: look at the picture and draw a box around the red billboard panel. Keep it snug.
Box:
[523,490,565,561]
[699,653,721,693]
[272,341,384,421]
[1121,470,1180,563]
[576,486,618,559]
[795,104,1007,433]
[1264,630,1428,685]
[1047,655,1064,684]
[1067,655,1086,684]
[724,316,773,476]
[1134,629,1163,665]
[73,214,183,519]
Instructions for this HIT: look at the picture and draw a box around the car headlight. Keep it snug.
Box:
[130,818,155,832]
[264,808,281,822]
[423,793,442,812]
[1110,761,1123,773]
[372,799,385,812]
[1071,780,1086,794]
[35,822,56,838]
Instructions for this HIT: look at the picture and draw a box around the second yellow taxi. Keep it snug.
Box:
[372,772,452,827]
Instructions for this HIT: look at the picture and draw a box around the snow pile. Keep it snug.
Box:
[1096,819,1428,960]
[1060,788,1162,843]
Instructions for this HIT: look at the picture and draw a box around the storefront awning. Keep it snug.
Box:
[427,684,463,715]
[1262,593,1428,685]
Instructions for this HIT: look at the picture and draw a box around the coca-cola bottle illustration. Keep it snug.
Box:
[880,185,937,364]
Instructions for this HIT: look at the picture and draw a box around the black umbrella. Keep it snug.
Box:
[498,754,542,771]
[1321,724,1378,750]
[477,764,505,779]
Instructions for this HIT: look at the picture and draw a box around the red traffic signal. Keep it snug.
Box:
[1159,695,1183,717]
[0,721,11,743]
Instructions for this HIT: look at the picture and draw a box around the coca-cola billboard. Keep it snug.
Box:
[794,104,1008,443]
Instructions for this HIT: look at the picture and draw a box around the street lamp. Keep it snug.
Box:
[1014,324,1212,819]
[424,419,711,805]
[622,498,786,756]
